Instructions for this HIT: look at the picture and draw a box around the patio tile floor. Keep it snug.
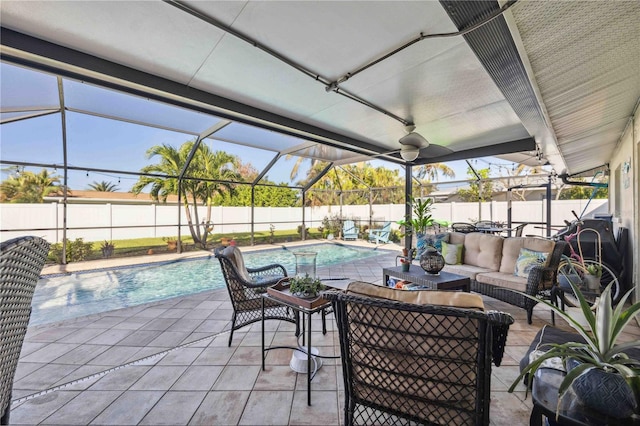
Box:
[8,242,639,425]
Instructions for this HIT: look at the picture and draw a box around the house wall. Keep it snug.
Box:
[609,100,639,302]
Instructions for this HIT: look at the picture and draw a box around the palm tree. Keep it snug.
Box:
[132,141,240,248]
[0,169,64,203]
[88,181,119,192]
[415,163,455,181]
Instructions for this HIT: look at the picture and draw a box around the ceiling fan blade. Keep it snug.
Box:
[399,132,428,148]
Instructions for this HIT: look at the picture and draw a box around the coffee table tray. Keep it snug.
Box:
[267,279,328,309]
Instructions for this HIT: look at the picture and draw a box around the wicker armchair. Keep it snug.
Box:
[325,284,514,426]
[215,246,300,346]
[1,236,49,425]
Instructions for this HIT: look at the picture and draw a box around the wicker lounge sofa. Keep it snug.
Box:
[430,232,567,324]
[325,281,514,425]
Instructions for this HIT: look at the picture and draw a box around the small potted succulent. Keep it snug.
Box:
[509,281,640,419]
[288,274,325,299]
[584,263,603,291]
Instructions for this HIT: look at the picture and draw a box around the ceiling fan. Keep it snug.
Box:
[399,124,429,161]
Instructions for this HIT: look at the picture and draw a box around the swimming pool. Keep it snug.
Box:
[32,243,384,326]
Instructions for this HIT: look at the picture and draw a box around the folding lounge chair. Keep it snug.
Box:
[1,236,50,425]
[342,220,359,241]
[368,221,391,244]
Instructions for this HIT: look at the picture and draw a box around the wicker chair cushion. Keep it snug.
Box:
[345,281,484,310]
[222,246,252,282]
[462,233,504,270]
[500,237,555,274]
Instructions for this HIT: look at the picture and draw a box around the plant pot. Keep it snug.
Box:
[572,367,637,418]
[166,241,177,251]
[583,274,600,291]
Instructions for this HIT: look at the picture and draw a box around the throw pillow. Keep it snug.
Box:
[514,248,549,278]
[417,232,449,256]
[441,241,463,265]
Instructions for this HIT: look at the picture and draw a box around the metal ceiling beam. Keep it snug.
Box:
[0,27,398,164]
[411,138,535,165]
[439,0,562,169]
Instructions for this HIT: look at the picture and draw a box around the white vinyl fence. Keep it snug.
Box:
[0,199,608,243]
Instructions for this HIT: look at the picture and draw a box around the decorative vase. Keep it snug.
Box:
[415,232,426,257]
[571,366,637,418]
[419,246,445,275]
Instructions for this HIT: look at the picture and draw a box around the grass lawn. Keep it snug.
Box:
[48,229,325,263]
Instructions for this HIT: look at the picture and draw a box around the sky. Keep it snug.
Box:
[1,61,523,192]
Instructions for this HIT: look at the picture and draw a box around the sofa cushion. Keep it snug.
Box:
[448,232,466,245]
[442,241,463,265]
[346,281,485,310]
[500,237,555,274]
[475,271,529,292]
[442,264,494,280]
[462,233,504,270]
[514,248,549,278]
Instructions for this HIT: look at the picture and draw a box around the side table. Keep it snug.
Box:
[261,292,338,406]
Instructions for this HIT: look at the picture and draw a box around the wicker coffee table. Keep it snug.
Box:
[383,265,470,292]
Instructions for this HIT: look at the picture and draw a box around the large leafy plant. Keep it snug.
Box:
[396,196,434,236]
[509,282,640,414]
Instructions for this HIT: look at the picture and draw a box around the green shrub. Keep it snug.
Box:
[48,238,94,263]
[321,214,342,237]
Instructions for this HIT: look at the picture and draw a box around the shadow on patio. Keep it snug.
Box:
[9,245,640,425]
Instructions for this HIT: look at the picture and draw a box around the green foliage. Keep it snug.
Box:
[88,181,119,192]
[214,183,299,207]
[456,167,494,202]
[297,224,308,236]
[132,141,241,248]
[305,163,405,206]
[586,263,603,277]
[48,238,94,263]
[389,229,402,243]
[396,196,434,236]
[100,240,115,258]
[288,274,325,297]
[320,214,342,238]
[510,282,640,415]
[558,183,608,200]
[0,168,64,203]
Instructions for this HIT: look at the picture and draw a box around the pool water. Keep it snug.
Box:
[32,243,383,326]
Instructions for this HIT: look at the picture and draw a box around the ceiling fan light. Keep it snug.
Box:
[400,144,420,161]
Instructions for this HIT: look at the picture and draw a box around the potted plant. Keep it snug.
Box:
[584,263,602,291]
[509,282,640,419]
[288,274,325,299]
[100,240,115,258]
[396,196,434,237]
[397,196,434,255]
[163,237,178,251]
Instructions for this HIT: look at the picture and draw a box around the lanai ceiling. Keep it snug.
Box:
[1,0,639,176]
